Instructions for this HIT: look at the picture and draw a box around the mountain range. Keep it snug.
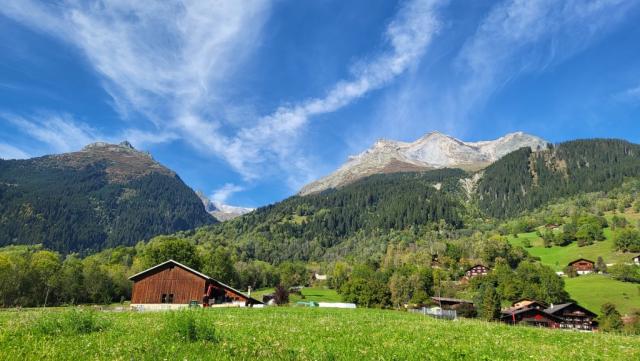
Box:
[299,131,548,195]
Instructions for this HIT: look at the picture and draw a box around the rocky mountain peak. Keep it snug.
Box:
[298,131,548,195]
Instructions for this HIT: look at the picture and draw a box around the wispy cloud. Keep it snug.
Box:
[210,183,244,205]
[231,0,445,187]
[1,112,176,153]
[453,0,635,119]
[614,85,640,102]
[0,0,444,191]
[2,113,102,153]
[0,142,30,160]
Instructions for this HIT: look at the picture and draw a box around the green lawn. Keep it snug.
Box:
[252,287,342,304]
[565,274,640,316]
[1,307,638,360]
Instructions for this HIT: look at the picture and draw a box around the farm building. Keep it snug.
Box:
[461,264,490,283]
[633,255,640,265]
[129,259,262,309]
[501,307,563,328]
[544,303,597,331]
[568,258,595,275]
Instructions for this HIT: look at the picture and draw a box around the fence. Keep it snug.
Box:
[409,307,457,320]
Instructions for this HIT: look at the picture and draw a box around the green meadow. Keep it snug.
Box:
[565,275,640,316]
[1,307,639,361]
[506,229,632,271]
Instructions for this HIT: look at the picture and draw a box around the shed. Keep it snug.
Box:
[633,255,640,265]
[129,259,262,309]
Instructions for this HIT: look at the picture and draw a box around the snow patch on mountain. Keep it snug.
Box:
[196,191,254,221]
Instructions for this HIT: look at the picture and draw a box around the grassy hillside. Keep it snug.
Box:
[507,229,631,271]
[565,275,640,316]
[1,307,639,361]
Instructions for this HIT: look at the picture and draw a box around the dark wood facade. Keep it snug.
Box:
[545,303,597,331]
[131,262,206,304]
[501,308,562,328]
[129,260,262,306]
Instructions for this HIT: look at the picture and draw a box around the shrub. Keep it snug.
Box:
[274,284,290,306]
[165,309,217,343]
[33,308,109,336]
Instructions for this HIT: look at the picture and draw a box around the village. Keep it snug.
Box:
[126,255,640,332]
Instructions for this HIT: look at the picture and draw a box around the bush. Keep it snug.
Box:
[274,284,290,306]
[165,309,217,343]
[33,308,109,336]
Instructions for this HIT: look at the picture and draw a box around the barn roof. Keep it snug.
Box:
[431,297,474,304]
[129,259,210,281]
[129,259,262,304]
[544,302,597,317]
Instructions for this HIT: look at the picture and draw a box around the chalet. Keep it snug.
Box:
[501,307,563,328]
[568,258,595,275]
[461,264,490,283]
[633,255,640,265]
[129,259,262,310]
[544,303,597,331]
[430,297,474,310]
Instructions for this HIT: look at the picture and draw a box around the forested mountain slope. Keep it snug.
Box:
[195,139,640,263]
[196,168,468,262]
[477,139,640,218]
[0,142,215,253]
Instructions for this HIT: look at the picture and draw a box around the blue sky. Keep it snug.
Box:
[1,0,640,208]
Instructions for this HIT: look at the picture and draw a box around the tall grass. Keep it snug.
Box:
[164,309,218,343]
[32,308,109,336]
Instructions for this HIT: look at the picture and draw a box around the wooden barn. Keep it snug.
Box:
[129,259,262,309]
[544,303,597,331]
[568,258,595,275]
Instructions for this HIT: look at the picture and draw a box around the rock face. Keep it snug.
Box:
[299,131,548,195]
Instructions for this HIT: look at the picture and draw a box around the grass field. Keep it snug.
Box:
[0,307,639,360]
[565,275,640,316]
[252,287,342,304]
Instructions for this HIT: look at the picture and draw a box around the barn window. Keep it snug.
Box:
[161,294,167,303]
[168,294,174,303]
